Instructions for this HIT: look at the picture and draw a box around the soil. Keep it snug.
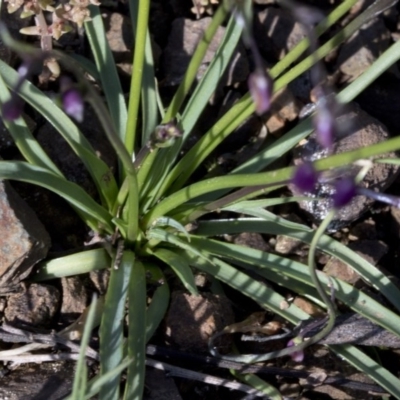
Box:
[1,0,400,399]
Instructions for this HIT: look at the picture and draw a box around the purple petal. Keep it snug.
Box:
[291,163,319,193]
[2,97,24,121]
[62,88,84,122]
[313,105,335,149]
[248,69,273,115]
[287,339,304,363]
[333,177,357,208]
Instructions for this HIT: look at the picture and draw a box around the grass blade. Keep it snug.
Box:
[0,161,113,231]
[99,250,132,400]
[85,5,128,141]
[153,248,199,295]
[34,248,111,281]
[70,295,99,400]
[196,217,400,312]
[144,263,170,342]
[0,58,118,210]
[124,260,146,400]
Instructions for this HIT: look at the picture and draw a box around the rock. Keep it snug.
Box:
[233,232,271,252]
[293,296,324,317]
[89,269,110,295]
[265,87,302,136]
[60,276,88,325]
[324,240,388,284]
[5,283,60,327]
[291,103,399,230]
[337,17,391,82]
[165,291,234,353]
[0,361,75,400]
[275,235,305,255]
[0,181,50,289]
[348,219,377,240]
[162,17,249,87]
[145,370,183,400]
[105,12,161,79]
[355,73,400,134]
[254,7,307,60]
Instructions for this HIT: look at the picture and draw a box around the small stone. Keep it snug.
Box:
[233,232,271,252]
[275,235,305,255]
[162,18,248,87]
[165,291,234,353]
[5,283,60,327]
[0,181,50,289]
[89,269,110,295]
[60,276,88,325]
[293,296,324,317]
[324,240,388,284]
[337,17,391,82]
[145,370,183,400]
[254,7,307,60]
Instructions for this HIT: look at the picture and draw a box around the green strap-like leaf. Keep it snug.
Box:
[0,161,113,232]
[195,218,400,312]
[99,250,133,400]
[85,5,128,142]
[0,58,118,210]
[153,248,199,295]
[124,259,146,400]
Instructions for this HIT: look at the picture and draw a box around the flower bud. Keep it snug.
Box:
[332,177,356,209]
[287,338,304,363]
[153,120,182,148]
[62,88,84,123]
[248,69,273,115]
[313,104,336,150]
[2,96,24,121]
[291,163,319,193]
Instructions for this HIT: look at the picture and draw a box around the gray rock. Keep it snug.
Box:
[0,360,75,400]
[162,17,249,87]
[0,181,50,289]
[337,17,391,81]
[60,276,88,325]
[254,7,307,60]
[165,291,234,353]
[5,283,60,326]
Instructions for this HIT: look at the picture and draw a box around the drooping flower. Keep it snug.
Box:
[1,95,24,121]
[59,76,85,122]
[313,101,336,150]
[62,88,84,122]
[291,163,319,193]
[287,338,304,363]
[332,177,357,209]
[248,69,273,115]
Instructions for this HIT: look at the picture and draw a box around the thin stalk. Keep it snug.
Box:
[125,0,151,156]
[305,209,337,343]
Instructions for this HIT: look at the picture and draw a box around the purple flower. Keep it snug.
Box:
[333,177,357,208]
[291,163,319,193]
[62,88,84,122]
[2,96,24,121]
[287,338,304,363]
[313,104,336,150]
[248,69,273,115]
